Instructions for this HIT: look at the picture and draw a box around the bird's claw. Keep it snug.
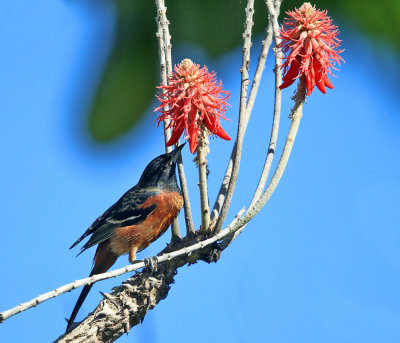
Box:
[144,256,158,273]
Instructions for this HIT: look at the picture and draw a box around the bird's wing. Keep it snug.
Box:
[69,199,121,250]
[70,188,160,253]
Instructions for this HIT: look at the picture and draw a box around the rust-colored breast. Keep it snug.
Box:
[110,191,183,256]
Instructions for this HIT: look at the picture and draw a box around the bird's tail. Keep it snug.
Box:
[66,242,117,332]
[66,281,94,332]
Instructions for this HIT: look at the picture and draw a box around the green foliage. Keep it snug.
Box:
[88,0,399,142]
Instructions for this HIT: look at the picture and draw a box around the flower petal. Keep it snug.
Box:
[203,114,231,141]
[155,59,231,153]
[279,60,300,89]
[314,61,326,94]
[306,67,315,96]
[276,3,343,96]
[187,122,198,153]
[166,121,185,147]
[323,73,334,89]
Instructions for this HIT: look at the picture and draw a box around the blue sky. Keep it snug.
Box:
[1,1,399,342]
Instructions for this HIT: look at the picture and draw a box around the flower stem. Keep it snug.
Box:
[222,2,283,248]
[176,153,195,235]
[155,0,195,239]
[220,81,305,250]
[210,2,277,229]
[155,1,181,240]
[239,83,305,223]
[214,0,255,233]
[197,130,210,234]
[249,0,283,208]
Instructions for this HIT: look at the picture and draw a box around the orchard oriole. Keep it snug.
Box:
[66,145,184,331]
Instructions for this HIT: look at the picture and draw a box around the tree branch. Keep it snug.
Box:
[176,155,195,235]
[211,0,276,230]
[0,209,245,324]
[239,82,306,225]
[155,0,194,237]
[214,0,255,233]
[1,74,304,326]
[55,260,182,343]
[220,83,305,250]
[249,0,283,208]
[197,131,211,234]
[155,0,172,150]
[0,3,311,342]
[53,209,245,342]
[220,0,283,248]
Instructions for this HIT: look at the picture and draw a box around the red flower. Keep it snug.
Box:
[277,2,344,96]
[155,59,231,153]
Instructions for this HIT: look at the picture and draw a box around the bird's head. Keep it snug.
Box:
[138,144,185,190]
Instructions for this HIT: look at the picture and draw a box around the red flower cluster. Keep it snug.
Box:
[277,2,344,96]
[155,59,231,153]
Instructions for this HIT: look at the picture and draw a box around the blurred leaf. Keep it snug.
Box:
[89,1,157,142]
[88,0,268,142]
[89,0,400,142]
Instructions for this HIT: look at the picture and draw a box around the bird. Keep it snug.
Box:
[66,144,185,332]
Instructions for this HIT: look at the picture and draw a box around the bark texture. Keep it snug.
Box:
[55,237,220,343]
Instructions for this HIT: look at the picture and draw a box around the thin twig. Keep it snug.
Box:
[2,83,305,325]
[210,147,233,225]
[211,0,275,228]
[155,0,178,241]
[221,84,305,249]
[155,6,171,149]
[249,0,283,208]
[54,209,246,342]
[214,0,255,233]
[155,0,173,147]
[220,0,283,248]
[198,132,211,234]
[176,155,195,235]
[244,25,273,126]
[0,261,140,323]
[155,0,194,237]
[0,209,246,323]
[237,82,306,230]
[1,0,307,332]
[1,78,305,323]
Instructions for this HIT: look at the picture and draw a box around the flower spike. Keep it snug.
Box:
[277,2,344,96]
[155,59,231,153]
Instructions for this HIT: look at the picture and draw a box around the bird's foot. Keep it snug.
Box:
[144,256,158,273]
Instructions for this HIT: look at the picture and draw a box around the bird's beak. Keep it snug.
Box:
[171,143,186,163]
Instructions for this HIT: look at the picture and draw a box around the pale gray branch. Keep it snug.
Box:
[55,258,180,343]
[0,209,245,324]
[249,0,283,208]
[221,0,283,248]
[237,83,306,231]
[0,261,141,324]
[155,0,194,237]
[1,2,310,342]
[2,78,304,326]
[155,0,179,240]
[211,0,275,228]
[197,132,211,234]
[214,0,255,233]
[244,23,273,126]
[220,85,304,250]
[210,148,233,225]
[53,209,245,342]
[176,155,195,235]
